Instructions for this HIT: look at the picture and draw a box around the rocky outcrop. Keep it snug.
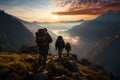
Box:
[0,53,114,80]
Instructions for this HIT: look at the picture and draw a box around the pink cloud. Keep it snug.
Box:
[53,0,120,15]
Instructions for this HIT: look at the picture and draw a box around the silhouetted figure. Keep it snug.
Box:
[65,42,71,56]
[35,28,52,66]
[44,28,52,50]
[55,36,65,59]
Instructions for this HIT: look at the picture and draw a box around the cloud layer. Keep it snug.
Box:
[53,0,120,15]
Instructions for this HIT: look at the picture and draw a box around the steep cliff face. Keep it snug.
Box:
[91,34,120,75]
[0,10,35,50]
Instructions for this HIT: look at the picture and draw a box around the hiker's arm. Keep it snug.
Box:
[48,33,52,43]
[70,46,72,50]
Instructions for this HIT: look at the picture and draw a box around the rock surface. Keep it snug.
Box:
[0,53,114,80]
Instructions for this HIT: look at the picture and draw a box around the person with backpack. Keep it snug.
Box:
[55,36,65,59]
[65,42,71,56]
[44,28,52,50]
[35,28,52,65]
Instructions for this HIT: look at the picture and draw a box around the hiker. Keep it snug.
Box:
[44,28,52,51]
[65,42,71,56]
[55,36,65,59]
[35,28,52,65]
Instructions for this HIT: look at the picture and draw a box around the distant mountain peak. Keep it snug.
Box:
[107,10,114,13]
[0,10,6,16]
[95,10,120,21]
[0,9,5,13]
[105,10,120,15]
[103,10,120,15]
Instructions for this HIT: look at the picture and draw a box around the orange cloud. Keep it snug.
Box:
[53,2,120,15]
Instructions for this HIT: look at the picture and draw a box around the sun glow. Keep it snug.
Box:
[51,15,59,19]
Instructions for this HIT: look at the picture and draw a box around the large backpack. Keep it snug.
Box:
[35,29,46,48]
[46,33,52,43]
[65,43,71,50]
[56,36,65,49]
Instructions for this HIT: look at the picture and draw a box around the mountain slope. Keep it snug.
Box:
[0,10,35,50]
[92,34,120,75]
[67,10,120,54]
[66,10,120,75]
[68,10,120,41]
[0,53,112,80]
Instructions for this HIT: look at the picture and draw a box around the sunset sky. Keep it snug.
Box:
[0,0,120,22]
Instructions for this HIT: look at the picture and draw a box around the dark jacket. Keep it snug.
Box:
[55,36,65,50]
[65,43,71,51]
[46,32,52,49]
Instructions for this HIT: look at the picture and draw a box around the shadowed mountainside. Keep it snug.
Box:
[68,10,120,42]
[0,10,35,51]
[65,10,120,75]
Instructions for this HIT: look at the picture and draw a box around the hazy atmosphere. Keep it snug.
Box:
[0,0,120,80]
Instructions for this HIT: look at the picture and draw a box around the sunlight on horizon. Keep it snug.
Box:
[1,6,97,22]
[51,14,59,20]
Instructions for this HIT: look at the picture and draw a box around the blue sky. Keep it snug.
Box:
[1,0,119,22]
[0,0,97,22]
[0,0,63,22]
[0,0,51,7]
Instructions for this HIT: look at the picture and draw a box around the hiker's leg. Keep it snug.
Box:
[61,49,63,57]
[59,49,62,58]
[67,50,69,56]
[43,48,48,65]
[38,48,44,65]
[38,54,42,65]
[58,49,60,58]
[43,53,47,65]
